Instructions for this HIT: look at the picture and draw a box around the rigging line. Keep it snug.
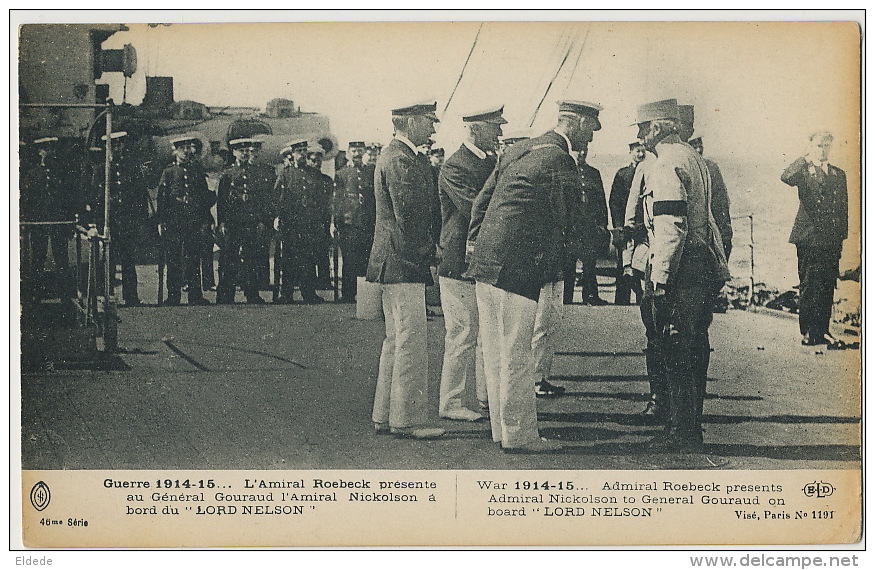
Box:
[525,24,573,115]
[527,25,580,128]
[561,23,592,94]
[443,22,485,116]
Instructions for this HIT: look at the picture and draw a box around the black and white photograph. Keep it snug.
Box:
[13,10,863,549]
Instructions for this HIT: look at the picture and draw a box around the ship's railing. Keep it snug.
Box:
[19,101,119,352]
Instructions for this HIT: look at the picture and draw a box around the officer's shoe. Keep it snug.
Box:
[640,397,668,423]
[303,294,326,304]
[373,422,390,435]
[274,296,295,305]
[188,297,212,306]
[215,297,234,305]
[337,296,356,304]
[535,379,566,398]
[164,296,181,307]
[586,296,610,306]
[124,298,142,307]
[247,296,267,305]
[502,438,563,454]
[440,409,484,422]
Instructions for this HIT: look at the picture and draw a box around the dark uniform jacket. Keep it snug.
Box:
[89,158,150,227]
[333,163,376,229]
[217,162,273,228]
[275,165,329,238]
[705,158,733,256]
[578,161,608,254]
[21,160,79,223]
[780,156,847,248]
[437,144,496,281]
[609,163,637,230]
[466,130,585,301]
[366,138,437,285]
[157,160,215,228]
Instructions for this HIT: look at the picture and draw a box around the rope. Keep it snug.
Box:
[561,24,591,95]
[527,25,581,128]
[443,22,485,116]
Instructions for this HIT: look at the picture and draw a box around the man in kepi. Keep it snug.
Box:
[216,138,273,304]
[781,131,848,347]
[333,141,376,303]
[467,99,598,453]
[436,104,505,422]
[367,100,444,439]
[157,135,216,306]
[636,98,730,452]
[677,106,733,262]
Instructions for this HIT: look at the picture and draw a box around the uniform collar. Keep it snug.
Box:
[552,129,573,154]
[463,140,488,160]
[394,135,419,155]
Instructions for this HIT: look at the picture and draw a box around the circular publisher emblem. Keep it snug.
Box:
[30,481,51,511]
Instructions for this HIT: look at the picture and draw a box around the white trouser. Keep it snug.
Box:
[438,277,487,415]
[372,282,428,428]
[532,281,565,381]
[475,282,540,447]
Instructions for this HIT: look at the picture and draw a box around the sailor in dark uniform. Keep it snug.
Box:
[467,99,598,451]
[609,141,646,305]
[305,144,333,301]
[333,141,376,303]
[274,140,327,304]
[157,135,216,305]
[216,138,273,304]
[87,131,151,306]
[781,130,849,346]
[21,136,79,302]
[436,104,505,421]
[566,141,609,305]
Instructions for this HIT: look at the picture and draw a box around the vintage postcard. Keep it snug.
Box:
[13,11,863,550]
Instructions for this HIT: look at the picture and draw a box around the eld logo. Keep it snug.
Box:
[802,481,834,498]
[30,481,51,511]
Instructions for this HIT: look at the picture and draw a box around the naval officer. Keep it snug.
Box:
[436,104,505,421]
[367,101,445,439]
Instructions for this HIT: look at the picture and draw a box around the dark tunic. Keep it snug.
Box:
[437,144,496,281]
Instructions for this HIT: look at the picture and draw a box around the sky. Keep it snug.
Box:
[94,16,861,172]
[12,10,863,284]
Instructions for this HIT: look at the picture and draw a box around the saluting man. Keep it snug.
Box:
[216,138,273,305]
[367,100,445,439]
[157,135,216,306]
[333,141,376,303]
[636,98,730,452]
[781,131,848,347]
[436,104,506,421]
